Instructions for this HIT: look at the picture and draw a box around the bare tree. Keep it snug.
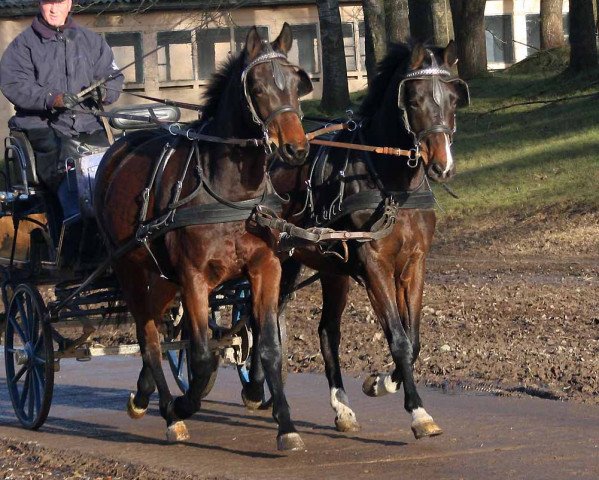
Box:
[449,0,487,79]
[540,0,565,49]
[316,0,351,112]
[568,0,598,71]
[385,0,410,44]
[362,0,387,82]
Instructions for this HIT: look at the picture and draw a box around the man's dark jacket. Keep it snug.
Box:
[0,16,124,136]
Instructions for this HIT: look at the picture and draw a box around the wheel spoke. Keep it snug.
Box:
[32,366,43,413]
[28,370,35,419]
[12,364,27,383]
[15,296,30,341]
[8,313,27,344]
[25,293,35,342]
[18,370,30,411]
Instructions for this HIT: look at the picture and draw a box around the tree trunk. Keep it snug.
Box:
[362,0,387,83]
[408,0,454,45]
[316,0,351,112]
[408,0,435,43]
[449,0,487,79]
[384,0,410,44]
[540,0,565,49]
[568,0,598,71]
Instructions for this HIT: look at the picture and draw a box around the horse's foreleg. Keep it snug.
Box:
[398,256,442,439]
[360,257,441,439]
[319,273,360,432]
[250,257,304,451]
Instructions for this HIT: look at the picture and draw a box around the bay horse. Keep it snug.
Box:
[94,24,312,450]
[262,41,469,438]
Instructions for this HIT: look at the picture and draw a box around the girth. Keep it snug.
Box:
[162,194,282,231]
[334,187,435,220]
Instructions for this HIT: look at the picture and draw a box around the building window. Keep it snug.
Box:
[157,31,194,82]
[526,14,541,56]
[485,15,514,64]
[105,32,143,84]
[358,21,366,71]
[196,28,230,80]
[234,26,269,52]
[289,24,319,74]
[342,23,357,71]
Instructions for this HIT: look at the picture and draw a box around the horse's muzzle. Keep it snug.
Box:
[280,140,309,165]
[427,160,455,182]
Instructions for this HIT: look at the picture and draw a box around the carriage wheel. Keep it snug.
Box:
[166,318,219,398]
[4,283,54,429]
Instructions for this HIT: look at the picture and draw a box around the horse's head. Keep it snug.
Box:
[241,23,313,166]
[398,41,470,182]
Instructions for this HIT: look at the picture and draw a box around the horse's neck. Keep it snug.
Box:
[202,115,268,200]
[353,112,424,192]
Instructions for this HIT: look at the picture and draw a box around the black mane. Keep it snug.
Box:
[359,43,412,118]
[201,53,245,119]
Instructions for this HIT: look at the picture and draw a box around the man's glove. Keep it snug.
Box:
[52,93,79,110]
[89,85,107,105]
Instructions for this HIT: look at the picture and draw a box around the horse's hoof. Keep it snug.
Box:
[411,420,443,439]
[362,374,380,397]
[126,392,147,420]
[241,389,264,411]
[166,421,190,443]
[277,432,305,451]
[335,415,361,433]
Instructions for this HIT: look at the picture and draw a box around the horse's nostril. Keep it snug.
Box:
[283,144,297,158]
[432,163,443,176]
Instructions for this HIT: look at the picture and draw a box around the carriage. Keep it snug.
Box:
[0,103,270,430]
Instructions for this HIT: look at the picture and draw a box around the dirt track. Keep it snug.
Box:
[285,254,599,404]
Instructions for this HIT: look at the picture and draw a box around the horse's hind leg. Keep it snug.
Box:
[250,257,304,451]
[242,258,301,411]
[127,349,155,419]
[319,273,360,432]
[118,266,188,441]
[170,279,216,423]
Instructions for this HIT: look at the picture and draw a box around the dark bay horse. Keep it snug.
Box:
[94,24,312,450]
[266,41,469,438]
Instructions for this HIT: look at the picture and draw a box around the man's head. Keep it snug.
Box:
[39,0,72,28]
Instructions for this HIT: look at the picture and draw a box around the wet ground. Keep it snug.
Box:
[0,358,598,480]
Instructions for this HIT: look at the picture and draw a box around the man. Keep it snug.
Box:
[0,0,124,221]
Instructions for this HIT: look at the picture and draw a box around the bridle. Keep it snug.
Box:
[398,50,470,167]
[240,43,305,154]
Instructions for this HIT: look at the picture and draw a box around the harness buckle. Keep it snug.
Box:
[407,148,420,168]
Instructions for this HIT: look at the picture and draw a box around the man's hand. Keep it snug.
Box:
[89,85,107,105]
[52,93,79,110]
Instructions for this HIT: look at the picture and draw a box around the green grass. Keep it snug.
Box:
[303,59,599,224]
[447,66,599,221]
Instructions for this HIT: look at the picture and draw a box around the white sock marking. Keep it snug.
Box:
[411,407,433,425]
[330,387,356,419]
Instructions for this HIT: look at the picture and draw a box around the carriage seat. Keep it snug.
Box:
[4,130,41,194]
[108,103,181,131]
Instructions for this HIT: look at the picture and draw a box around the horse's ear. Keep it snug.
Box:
[410,44,426,70]
[245,27,263,61]
[443,40,458,67]
[296,67,313,96]
[273,22,293,54]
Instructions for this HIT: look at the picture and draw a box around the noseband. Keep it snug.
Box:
[398,50,469,166]
[240,45,304,152]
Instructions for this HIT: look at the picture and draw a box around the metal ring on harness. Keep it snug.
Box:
[168,123,181,136]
